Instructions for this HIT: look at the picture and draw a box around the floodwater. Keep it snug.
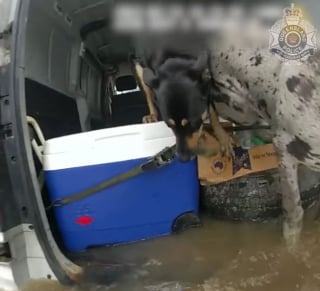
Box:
[17,210,320,291]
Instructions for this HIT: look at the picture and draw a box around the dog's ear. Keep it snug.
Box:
[188,68,211,83]
[193,51,209,72]
[189,52,211,83]
[201,69,211,83]
[143,68,159,89]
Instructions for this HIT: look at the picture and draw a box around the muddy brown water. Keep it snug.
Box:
[13,213,320,291]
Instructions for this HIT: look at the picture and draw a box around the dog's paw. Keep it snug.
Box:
[196,131,221,157]
[283,207,303,254]
[216,132,235,159]
[142,114,158,123]
[283,220,302,254]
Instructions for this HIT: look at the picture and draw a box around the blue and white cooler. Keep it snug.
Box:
[43,122,200,252]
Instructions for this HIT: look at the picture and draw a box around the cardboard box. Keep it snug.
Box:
[197,129,279,185]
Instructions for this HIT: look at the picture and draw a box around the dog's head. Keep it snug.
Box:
[143,52,211,162]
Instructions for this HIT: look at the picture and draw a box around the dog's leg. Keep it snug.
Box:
[134,63,158,123]
[273,132,303,251]
[209,104,235,158]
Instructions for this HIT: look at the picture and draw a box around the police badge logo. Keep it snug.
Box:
[269,3,317,64]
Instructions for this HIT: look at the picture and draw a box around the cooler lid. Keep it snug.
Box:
[43,122,176,170]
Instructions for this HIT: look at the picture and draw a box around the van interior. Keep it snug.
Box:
[25,0,150,138]
[23,0,160,265]
[24,0,200,262]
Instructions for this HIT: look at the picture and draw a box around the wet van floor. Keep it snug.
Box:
[21,216,320,291]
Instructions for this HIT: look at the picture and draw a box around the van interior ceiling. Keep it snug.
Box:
[24,0,150,253]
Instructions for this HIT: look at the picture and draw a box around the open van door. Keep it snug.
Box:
[0,0,82,288]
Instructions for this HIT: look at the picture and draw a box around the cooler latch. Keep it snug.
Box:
[141,145,176,172]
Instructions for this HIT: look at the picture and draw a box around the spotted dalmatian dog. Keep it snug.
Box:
[208,31,320,248]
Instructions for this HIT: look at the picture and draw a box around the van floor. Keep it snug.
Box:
[64,214,320,291]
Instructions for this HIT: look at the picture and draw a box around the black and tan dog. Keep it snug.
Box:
[132,48,234,162]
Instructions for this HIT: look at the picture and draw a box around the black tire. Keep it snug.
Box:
[200,166,320,222]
